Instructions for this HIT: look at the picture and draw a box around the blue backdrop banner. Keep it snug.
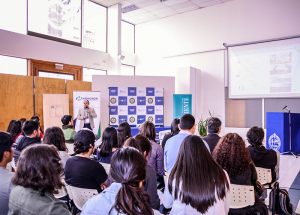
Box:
[173,94,192,119]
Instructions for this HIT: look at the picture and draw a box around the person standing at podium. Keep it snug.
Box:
[247,126,279,182]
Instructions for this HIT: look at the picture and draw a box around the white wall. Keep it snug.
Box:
[135,0,300,124]
[92,75,175,132]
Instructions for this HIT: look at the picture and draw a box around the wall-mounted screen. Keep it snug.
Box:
[229,37,300,98]
[28,0,82,44]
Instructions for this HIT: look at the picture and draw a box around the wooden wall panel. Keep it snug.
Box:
[0,74,33,131]
[34,77,65,129]
[66,80,91,116]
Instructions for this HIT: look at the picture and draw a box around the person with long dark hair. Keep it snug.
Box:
[247,126,279,182]
[64,129,107,192]
[117,122,131,148]
[163,135,230,214]
[81,147,154,215]
[213,133,268,214]
[123,135,160,210]
[43,126,70,169]
[7,120,22,143]
[97,127,118,164]
[8,144,71,215]
[161,118,180,150]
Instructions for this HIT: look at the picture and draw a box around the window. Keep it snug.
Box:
[0,55,27,76]
[83,68,106,82]
[121,21,135,54]
[39,71,74,80]
[108,64,135,76]
[0,0,26,34]
[82,0,107,52]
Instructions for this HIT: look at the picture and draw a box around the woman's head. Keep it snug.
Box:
[99,127,118,157]
[171,118,180,136]
[7,120,22,141]
[12,144,63,194]
[61,115,72,126]
[247,126,264,147]
[169,135,229,213]
[74,129,95,154]
[43,127,67,152]
[139,121,156,142]
[134,135,152,158]
[212,133,251,178]
[109,147,152,214]
[117,122,131,147]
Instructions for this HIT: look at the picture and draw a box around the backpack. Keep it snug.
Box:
[269,182,293,215]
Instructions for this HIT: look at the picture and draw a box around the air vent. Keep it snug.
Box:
[122,4,139,13]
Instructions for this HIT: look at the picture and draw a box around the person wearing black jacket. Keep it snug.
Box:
[247,126,278,182]
[202,117,222,153]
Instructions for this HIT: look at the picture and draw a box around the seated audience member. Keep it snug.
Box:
[161,118,180,150]
[117,122,131,147]
[61,115,76,143]
[0,132,14,215]
[43,127,70,169]
[64,129,107,192]
[14,120,41,163]
[97,127,118,164]
[202,117,222,153]
[15,118,26,144]
[8,144,71,215]
[81,147,153,215]
[31,115,44,139]
[163,135,230,214]
[124,135,160,210]
[164,114,210,173]
[247,126,278,182]
[6,120,22,143]
[139,121,164,178]
[213,133,268,214]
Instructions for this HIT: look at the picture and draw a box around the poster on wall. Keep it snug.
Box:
[173,94,192,119]
[109,87,164,127]
[73,91,101,135]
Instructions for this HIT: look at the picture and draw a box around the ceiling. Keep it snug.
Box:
[93,0,233,24]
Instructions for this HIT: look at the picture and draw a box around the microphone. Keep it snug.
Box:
[282,105,287,110]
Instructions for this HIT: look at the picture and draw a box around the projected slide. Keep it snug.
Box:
[28,0,81,43]
[229,37,300,98]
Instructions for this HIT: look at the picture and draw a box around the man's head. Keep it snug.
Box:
[61,115,73,126]
[0,132,13,166]
[22,120,40,138]
[179,114,196,134]
[207,117,222,134]
[83,99,89,108]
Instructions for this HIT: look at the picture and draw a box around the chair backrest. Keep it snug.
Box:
[67,185,98,210]
[100,162,111,174]
[256,167,272,185]
[230,184,255,209]
[66,143,74,155]
[158,130,171,142]
[54,179,68,199]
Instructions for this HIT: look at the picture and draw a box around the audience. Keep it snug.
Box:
[97,127,118,164]
[163,135,230,214]
[164,114,210,173]
[14,120,41,163]
[139,121,164,178]
[64,129,107,192]
[117,122,131,148]
[43,126,70,169]
[213,133,268,214]
[8,144,71,215]
[161,118,180,150]
[124,135,160,210]
[0,132,14,215]
[81,147,153,215]
[247,126,279,182]
[6,120,22,143]
[61,115,76,143]
[202,117,222,153]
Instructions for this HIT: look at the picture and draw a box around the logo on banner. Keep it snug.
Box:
[110,117,117,124]
[110,97,117,104]
[75,96,98,101]
[129,98,136,104]
[129,116,136,123]
[268,133,281,150]
[147,98,154,104]
[147,116,154,122]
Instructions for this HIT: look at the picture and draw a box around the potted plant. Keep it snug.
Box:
[198,118,207,137]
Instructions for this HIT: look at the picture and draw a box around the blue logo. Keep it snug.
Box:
[146,106,155,114]
[155,97,164,105]
[146,87,155,96]
[119,115,127,123]
[268,133,281,150]
[155,115,164,124]
[137,115,146,124]
[109,87,118,96]
[128,106,136,115]
[109,106,118,115]
[118,96,127,105]
[137,97,146,105]
[128,87,136,96]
